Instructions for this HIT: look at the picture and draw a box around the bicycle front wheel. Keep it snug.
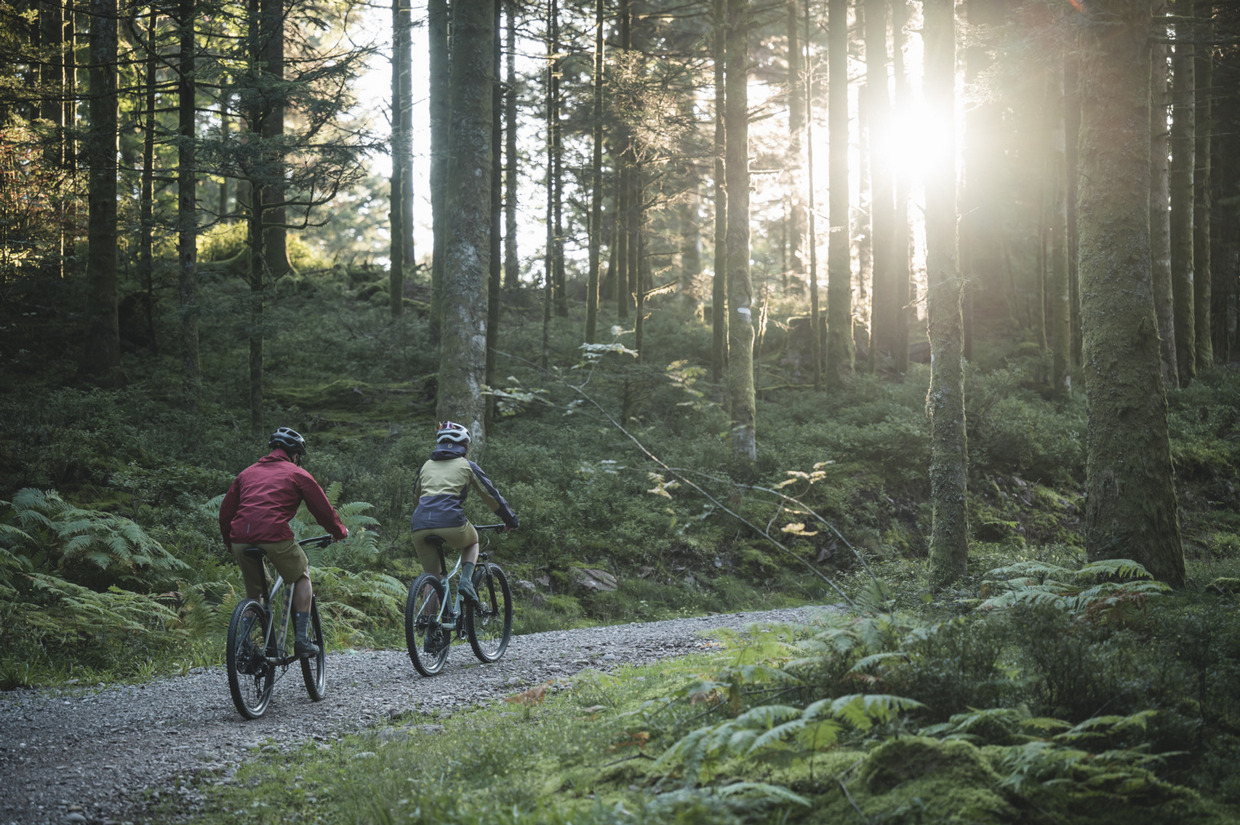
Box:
[301,596,326,701]
[405,573,450,676]
[466,563,512,662]
[227,599,273,719]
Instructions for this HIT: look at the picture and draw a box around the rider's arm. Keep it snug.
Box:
[467,461,519,529]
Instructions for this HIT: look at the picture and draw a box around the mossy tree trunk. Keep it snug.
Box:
[486,0,502,426]
[1076,0,1185,587]
[437,0,495,454]
[504,0,520,292]
[825,0,853,387]
[726,0,756,464]
[924,0,967,588]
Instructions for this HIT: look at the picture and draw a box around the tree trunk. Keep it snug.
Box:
[138,6,159,354]
[924,0,967,588]
[438,0,495,453]
[178,0,201,401]
[504,0,519,291]
[549,0,567,318]
[865,0,897,366]
[390,0,412,317]
[81,0,123,386]
[1169,0,1195,385]
[804,0,821,390]
[1150,1,1178,388]
[585,0,604,344]
[1192,0,1212,371]
[1076,0,1185,587]
[785,0,804,289]
[259,0,289,280]
[428,0,450,345]
[486,0,502,425]
[890,0,911,375]
[726,0,756,463]
[826,0,853,386]
[711,0,727,384]
[1046,68,1071,398]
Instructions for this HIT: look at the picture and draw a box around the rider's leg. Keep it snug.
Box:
[459,541,481,601]
[292,572,319,657]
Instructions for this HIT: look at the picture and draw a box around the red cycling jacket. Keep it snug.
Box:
[219,450,348,545]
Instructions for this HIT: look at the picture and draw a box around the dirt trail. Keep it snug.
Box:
[0,608,814,825]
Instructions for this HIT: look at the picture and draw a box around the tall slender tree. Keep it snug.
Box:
[1150,0,1178,387]
[711,0,728,383]
[1075,0,1185,587]
[726,0,756,463]
[177,0,200,401]
[504,0,519,291]
[1192,0,1213,371]
[1169,0,1195,385]
[428,0,450,345]
[390,0,413,317]
[81,0,123,386]
[585,0,604,344]
[825,0,853,386]
[924,0,967,588]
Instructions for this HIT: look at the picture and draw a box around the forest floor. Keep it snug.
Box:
[0,607,815,825]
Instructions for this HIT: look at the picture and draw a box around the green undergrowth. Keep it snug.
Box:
[168,563,1240,824]
[1,267,1239,688]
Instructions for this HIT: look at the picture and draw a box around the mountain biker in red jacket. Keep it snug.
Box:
[219,427,348,657]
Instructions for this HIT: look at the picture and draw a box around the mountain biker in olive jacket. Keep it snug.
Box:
[219,427,348,657]
[410,421,518,602]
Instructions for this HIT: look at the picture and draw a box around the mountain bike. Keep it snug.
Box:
[226,534,333,719]
[404,524,513,676]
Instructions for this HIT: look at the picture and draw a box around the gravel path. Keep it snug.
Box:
[0,608,816,825]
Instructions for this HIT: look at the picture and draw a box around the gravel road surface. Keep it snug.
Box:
[0,608,816,825]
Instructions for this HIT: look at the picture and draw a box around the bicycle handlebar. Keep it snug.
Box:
[299,534,335,548]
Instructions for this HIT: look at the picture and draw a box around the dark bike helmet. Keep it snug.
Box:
[269,426,307,456]
[436,420,471,445]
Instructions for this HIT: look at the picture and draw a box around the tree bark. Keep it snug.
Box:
[390,0,413,317]
[486,0,502,426]
[437,0,495,454]
[1192,0,1212,371]
[1150,1,1178,388]
[1169,0,1195,385]
[585,0,604,344]
[177,0,201,401]
[726,0,756,463]
[924,0,967,588]
[825,0,853,386]
[1076,0,1185,587]
[1046,67,1071,398]
[81,0,123,386]
[428,0,450,345]
[711,0,728,384]
[865,0,897,366]
[785,0,804,288]
[504,0,519,291]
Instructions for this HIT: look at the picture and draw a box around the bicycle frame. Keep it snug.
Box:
[425,524,505,631]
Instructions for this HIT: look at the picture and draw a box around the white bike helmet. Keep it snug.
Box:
[436,421,471,445]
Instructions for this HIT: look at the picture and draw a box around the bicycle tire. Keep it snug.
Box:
[227,599,273,719]
[405,573,450,676]
[466,563,512,662]
[301,596,326,700]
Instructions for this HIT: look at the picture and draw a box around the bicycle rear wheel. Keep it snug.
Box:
[227,599,273,719]
[301,596,326,700]
[405,573,450,676]
[466,563,512,662]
